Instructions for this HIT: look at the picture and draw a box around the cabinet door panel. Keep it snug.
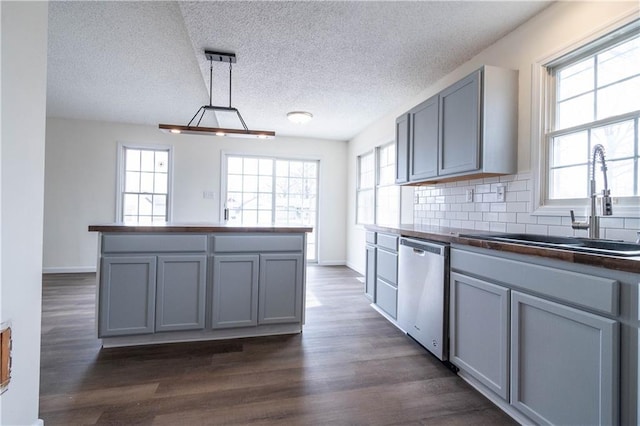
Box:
[156,255,206,332]
[395,113,410,184]
[409,95,439,181]
[99,256,156,337]
[439,70,480,176]
[376,249,397,286]
[376,278,397,319]
[211,255,259,329]
[511,291,618,426]
[259,254,303,324]
[450,272,509,399]
[365,245,376,301]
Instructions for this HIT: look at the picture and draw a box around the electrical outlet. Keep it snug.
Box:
[496,185,506,202]
[466,189,474,202]
[414,193,420,204]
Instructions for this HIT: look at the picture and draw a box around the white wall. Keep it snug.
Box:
[43,118,348,271]
[346,1,640,273]
[1,2,48,425]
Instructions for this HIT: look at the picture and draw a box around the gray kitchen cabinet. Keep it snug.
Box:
[409,94,439,181]
[449,271,510,400]
[211,255,259,329]
[155,255,207,332]
[259,253,304,324]
[395,113,410,184]
[99,256,157,337]
[439,71,480,176]
[365,243,376,300]
[396,65,517,184]
[374,233,398,319]
[510,291,618,426]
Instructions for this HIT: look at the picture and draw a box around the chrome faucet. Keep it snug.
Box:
[570,144,613,239]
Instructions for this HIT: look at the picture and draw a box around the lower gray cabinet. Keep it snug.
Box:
[99,256,157,337]
[155,255,206,332]
[510,291,619,426]
[376,278,398,319]
[259,253,304,324]
[211,255,259,329]
[365,244,376,300]
[450,272,509,400]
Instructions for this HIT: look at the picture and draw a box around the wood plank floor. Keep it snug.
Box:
[39,266,516,425]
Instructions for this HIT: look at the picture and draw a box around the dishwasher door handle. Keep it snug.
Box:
[413,248,426,256]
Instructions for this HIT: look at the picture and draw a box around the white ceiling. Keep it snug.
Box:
[47,1,551,141]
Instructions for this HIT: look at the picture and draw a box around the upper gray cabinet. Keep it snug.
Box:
[395,113,410,184]
[396,65,517,185]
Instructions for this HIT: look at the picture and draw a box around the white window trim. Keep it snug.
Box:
[530,11,640,218]
[355,149,375,225]
[115,142,174,222]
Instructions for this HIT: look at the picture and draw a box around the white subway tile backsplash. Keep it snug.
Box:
[412,175,637,240]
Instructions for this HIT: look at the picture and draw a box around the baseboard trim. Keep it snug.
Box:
[42,266,96,274]
[345,261,363,275]
[316,260,346,266]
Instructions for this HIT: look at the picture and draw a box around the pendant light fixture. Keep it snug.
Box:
[159,50,275,139]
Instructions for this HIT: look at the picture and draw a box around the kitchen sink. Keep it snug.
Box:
[460,233,640,257]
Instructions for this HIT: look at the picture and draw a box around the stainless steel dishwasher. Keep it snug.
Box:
[397,237,449,361]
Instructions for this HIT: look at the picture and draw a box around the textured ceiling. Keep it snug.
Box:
[47,1,551,141]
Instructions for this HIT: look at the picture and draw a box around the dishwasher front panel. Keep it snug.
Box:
[398,238,449,361]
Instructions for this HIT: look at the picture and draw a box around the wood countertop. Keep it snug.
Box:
[89,223,313,233]
[366,224,640,274]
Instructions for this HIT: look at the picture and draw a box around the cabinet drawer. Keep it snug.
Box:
[102,234,207,253]
[365,231,376,244]
[376,279,398,318]
[212,234,303,253]
[376,249,397,285]
[377,233,398,251]
[451,248,619,315]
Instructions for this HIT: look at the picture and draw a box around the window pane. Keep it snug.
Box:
[243,175,258,192]
[259,176,273,192]
[228,174,243,192]
[155,151,168,173]
[243,158,258,175]
[290,161,304,177]
[592,120,635,159]
[140,150,155,172]
[257,210,272,225]
[275,177,288,194]
[123,194,138,216]
[304,162,317,178]
[125,149,140,171]
[228,157,243,174]
[556,92,594,129]
[259,159,273,175]
[139,194,152,215]
[140,172,154,193]
[597,35,640,87]
[243,193,258,209]
[243,210,257,225]
[153,195,166,217]
[557,58,594,101]
[154,173,168,194]
[357,189,374,224]
[125,171,140,192]
[549,165,588,199]
[550,131,588,167]
[276,160,289,176]
[376,185,399,225]
[258,193,272,209]
[596,158,635,196]
[597,75,640,120]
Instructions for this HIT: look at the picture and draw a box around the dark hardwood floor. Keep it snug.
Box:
[39,266,516,425]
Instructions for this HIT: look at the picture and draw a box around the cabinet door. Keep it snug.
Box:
[156,255,206,332]
[409,94,439,181]
[211,255,259,329]
[450,272,509,399]
[259,253,304,324]
[365,244,376,301]
[511,291,618,426]
[376,248,397,285]
[99,256,156,337]
[395,113,410,184]
[376,278,397,319]
[439,70,480,176]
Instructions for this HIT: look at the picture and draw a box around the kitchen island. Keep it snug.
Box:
[89,223,312,348]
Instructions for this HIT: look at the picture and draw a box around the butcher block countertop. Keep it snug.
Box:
[366,224,640,274]
[88,223,313,233]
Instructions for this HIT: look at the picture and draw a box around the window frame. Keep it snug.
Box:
[356,149,375,225]
[115,142,174,223]
[531,13,640,218]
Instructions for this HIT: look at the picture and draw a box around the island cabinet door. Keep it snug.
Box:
[510,291,619,426]
[99,256,157,337]
[211,255,259,329]
[155,255,207,332]
[258,253,304,325]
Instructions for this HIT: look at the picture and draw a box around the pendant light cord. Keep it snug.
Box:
[229,62,232,108]
[208,57,213,107]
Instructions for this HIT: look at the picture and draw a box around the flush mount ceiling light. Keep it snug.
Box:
[287,111,313,124]
[159,50,275,139]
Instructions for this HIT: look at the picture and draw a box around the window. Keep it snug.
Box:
[223,155,318,261]
[356,143,399,225]
[117,145,171,223]
[544,21,640,205]
[356,151,375,224]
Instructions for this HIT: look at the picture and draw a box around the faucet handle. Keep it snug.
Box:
[570,210,590,230]
[636,231,640,245]
[601,190,613,216]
